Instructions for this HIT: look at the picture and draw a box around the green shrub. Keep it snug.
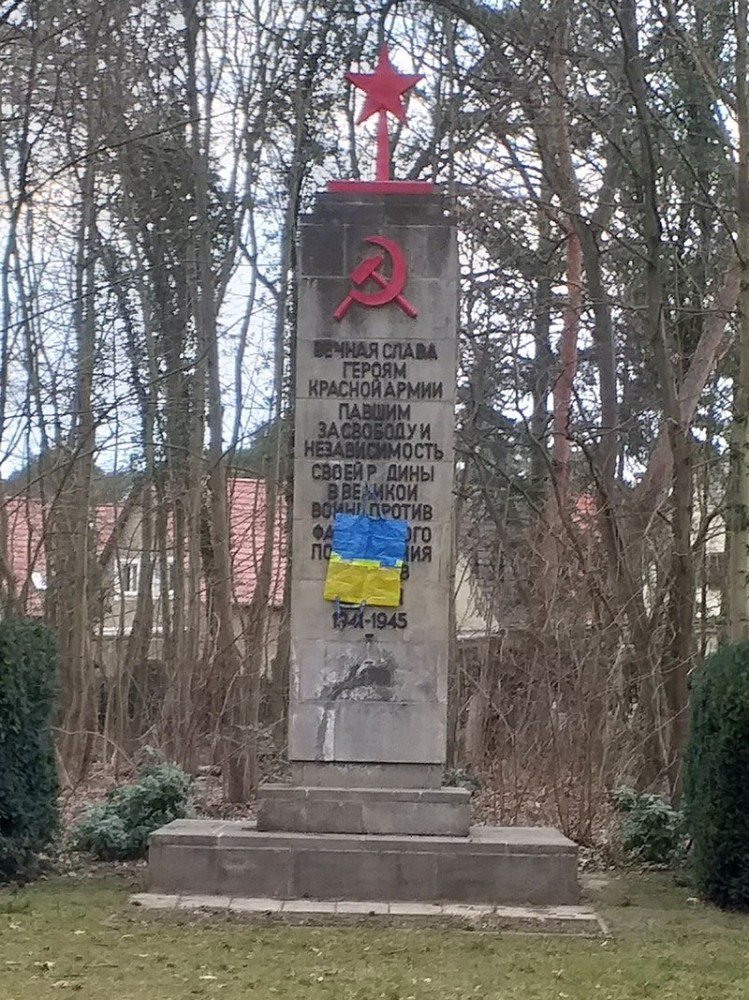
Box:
[684,640,749,909]
[612,787,685,865]
[0,619,59,881]
[72,758,193,861]
[443,767,481,793]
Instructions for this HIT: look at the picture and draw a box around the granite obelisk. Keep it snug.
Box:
[287,193,458,787]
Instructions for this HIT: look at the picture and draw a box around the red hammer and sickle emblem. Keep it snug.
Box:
[333,235,417,321]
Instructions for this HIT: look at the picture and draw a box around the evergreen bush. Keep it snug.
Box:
[72,757,193,861]
[612,787,685,865]
[0,619,59,881]
[684,640,749,909]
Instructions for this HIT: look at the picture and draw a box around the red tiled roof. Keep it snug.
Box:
[228,478,286,608]
[571,491,601,527]
[2,497,46,611]
[94,502,119,545]
[1,479,287,611]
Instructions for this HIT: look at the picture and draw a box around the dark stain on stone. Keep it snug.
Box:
[315,649,397,759]
[321,652,395,703]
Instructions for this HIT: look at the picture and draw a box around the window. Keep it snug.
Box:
[114,558,177,597]
[121,561,139,596]
[152,559,176,597]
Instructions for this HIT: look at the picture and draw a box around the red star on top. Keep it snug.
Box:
[327,44,434,192]
[346,45,422,125]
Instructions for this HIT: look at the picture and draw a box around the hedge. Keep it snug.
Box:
[684,640,749,909]
[0,618,59,881]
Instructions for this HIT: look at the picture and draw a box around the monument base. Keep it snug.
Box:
[257,784,470,836]
[148,820,579,906]
[290,762,444,788]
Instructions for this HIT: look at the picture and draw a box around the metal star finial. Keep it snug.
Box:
[327,44,434,194]
[346,45,423,125]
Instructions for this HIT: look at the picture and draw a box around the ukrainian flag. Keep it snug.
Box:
[323,512,408,607]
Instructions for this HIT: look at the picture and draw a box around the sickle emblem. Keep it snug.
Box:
[333,235,417,321]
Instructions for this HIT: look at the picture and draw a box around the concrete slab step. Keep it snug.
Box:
[257,783,471,835]
[148,819,579,907]
[130,892,604,935]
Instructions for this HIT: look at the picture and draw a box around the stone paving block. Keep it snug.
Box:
[131,893,179,910]
[217,846,295,898]
[282,899,337,913]
[493,905,543,919]
[441,904,490,920]
[148,819,227,846]
[488,905,603,935]
[257,796,364,835]
[177,895,231,910]
[293,845,437,901]
[229,898,283,913]
[148,842,220,895]
[304,800,366,834]
[389,901,444,916]
[436,851,579,905]
[544,906,584,918]
[472,825,577,852]
[335,900,389,914]
[360,800,469,836]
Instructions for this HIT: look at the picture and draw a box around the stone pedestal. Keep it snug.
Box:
[147,189,581,910]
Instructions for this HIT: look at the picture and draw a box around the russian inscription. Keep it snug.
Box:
[300,337,452,624]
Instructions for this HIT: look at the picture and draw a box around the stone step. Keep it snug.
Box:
[257,783,471,835]
[130,892,604,935]
[148,820,579,907]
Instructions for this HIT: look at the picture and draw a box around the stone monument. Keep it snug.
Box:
[261,45,462,835]
[148,47,579,908]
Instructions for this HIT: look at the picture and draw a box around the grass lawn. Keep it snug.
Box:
[1,870,748,999]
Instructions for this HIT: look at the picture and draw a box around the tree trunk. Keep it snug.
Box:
[727,0,749,639]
